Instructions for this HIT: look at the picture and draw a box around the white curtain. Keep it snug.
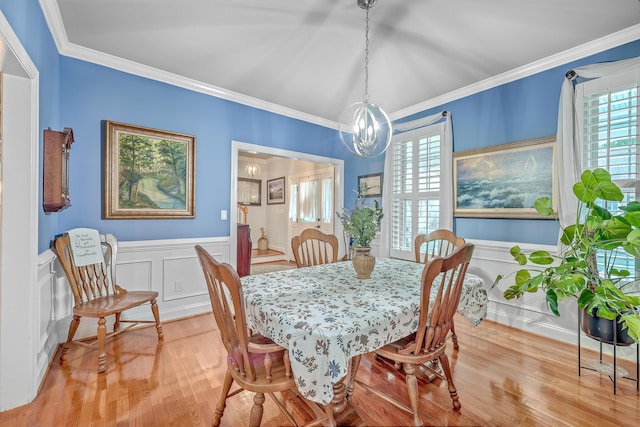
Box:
[557,56,640,228]
[379,111,453,257]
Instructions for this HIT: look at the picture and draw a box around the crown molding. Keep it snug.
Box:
[38,0,338,130]
[389,24,640,121]
[39,0,639,127]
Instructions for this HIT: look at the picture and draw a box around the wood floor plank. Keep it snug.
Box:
[1,313,638,426]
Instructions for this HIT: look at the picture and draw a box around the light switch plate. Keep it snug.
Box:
[221,210,228,220]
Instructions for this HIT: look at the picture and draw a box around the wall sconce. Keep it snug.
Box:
[246,162,261,177]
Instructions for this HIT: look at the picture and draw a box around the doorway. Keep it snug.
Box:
[231,141,344,268]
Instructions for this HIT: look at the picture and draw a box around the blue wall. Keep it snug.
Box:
[3,0,640,251]
[395,39,640,245]
[58,57,342,242]
[1,0,61,252]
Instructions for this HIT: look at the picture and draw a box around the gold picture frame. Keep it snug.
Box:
[453,136,556,219]
[104,121,196,219]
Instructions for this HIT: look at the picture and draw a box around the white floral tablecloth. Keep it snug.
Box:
[242,258,487,405]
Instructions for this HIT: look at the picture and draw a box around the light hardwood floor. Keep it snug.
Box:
[0,313,638,426]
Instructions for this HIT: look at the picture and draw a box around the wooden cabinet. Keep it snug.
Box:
[237,224,252,277]
[43,127,74,213]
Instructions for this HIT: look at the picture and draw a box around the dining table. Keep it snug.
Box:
[241,257,488,410]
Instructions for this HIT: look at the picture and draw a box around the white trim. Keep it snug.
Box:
[39,0,640,127]
[38,0,337,130]
[389,24,640,121]
[0,10,40,411]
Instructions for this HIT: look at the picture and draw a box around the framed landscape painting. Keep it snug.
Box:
[104,121,196,219]
[453,136,556,218]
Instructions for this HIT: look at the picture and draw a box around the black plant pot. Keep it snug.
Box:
[580,308,635,346]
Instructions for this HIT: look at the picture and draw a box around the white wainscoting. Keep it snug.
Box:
[468,238,638,361]
[42,236,229,372]
[33,235,635,399]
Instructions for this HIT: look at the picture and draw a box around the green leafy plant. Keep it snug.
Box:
[494,168,640,343]
[337,190,383,248]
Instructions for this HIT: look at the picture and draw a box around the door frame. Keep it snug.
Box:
[0,11,40,411]
[231,141,344,268]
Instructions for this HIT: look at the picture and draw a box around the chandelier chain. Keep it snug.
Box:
[363,6,370,103]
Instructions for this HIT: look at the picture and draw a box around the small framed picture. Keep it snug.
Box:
[267,177,286,205]
[358,173,383,197]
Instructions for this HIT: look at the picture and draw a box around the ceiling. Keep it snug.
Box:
[45,0,640,127]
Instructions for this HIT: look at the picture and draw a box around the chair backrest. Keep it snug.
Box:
[291,229,339,268]
[414,229,465,264]
[53,232,117,306]
[195,245,256,381]
[403,243,475,357]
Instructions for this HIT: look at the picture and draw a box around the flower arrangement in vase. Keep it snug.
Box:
[337,188,383,278]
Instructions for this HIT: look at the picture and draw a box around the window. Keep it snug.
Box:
[389,123,446,260]
[577,70,639,275]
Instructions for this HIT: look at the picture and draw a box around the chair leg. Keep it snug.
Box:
[438,353,460,410]
[60,315,81,362]
[212,370,234,427]
[114,312,121,332]
[250,392,265,427]
[450,319,459,350]
[403,363,424,427]
[97,317,107,373]
[150,298,164,339]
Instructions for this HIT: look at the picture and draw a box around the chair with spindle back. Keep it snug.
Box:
[414,229,465,349]
[358,244,475,426]
[195,245,333,426]
[291,229,339,268]
[53,229,163,373]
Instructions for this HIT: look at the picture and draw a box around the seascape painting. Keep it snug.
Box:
[453,137,556,218]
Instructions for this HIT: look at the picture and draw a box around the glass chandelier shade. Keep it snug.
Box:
[339,0,391,158]
[339,101,391,158]
[246,162,261,177]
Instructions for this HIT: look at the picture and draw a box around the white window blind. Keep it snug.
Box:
[389,124,444,260]
[577,69,639,275]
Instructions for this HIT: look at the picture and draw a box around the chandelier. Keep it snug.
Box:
[339,0,391,158]
[246,162,261,177]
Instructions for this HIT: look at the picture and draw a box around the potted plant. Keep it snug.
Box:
[337,190,383,279]
[494,168,640,344]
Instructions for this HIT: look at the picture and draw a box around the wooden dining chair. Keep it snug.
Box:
[291,229,339,268]
[358,243,475,427]
[194,245,333,427]
[414,229,465,264]
[53,230,163,373]
[414,229,465,350]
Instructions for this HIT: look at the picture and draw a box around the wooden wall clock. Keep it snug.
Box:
[43,127,74,213]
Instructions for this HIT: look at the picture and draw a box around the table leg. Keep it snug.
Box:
[331,380,348,414]
[346,354,362,399]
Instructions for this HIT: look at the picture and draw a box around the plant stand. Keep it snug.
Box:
[577,306,639,394]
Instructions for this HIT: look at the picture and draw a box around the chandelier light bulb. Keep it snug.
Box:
[340,101,391,158]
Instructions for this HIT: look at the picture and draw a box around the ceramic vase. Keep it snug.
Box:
[352,246,375,279]
[258,236,268,253]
